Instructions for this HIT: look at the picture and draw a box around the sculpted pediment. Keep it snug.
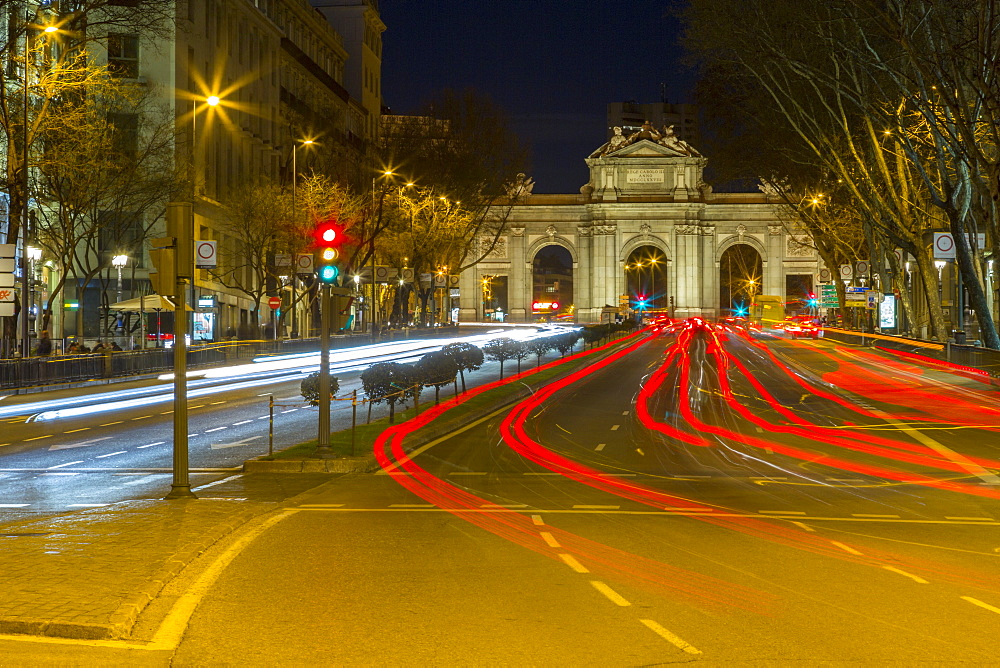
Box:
[609,140,688,158]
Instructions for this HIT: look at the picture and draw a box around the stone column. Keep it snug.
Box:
[576,226,593,323]
[701,226,717,317]
[591,225,617,316]
[508,227,527,322]
[458,261,479,322]
[673,224,701,318]
[766,225,784,297]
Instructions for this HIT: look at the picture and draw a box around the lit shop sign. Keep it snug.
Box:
[532,301,560,311]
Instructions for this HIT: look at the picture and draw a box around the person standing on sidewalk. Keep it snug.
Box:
[35,330,52,356]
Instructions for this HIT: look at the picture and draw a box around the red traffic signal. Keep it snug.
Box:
[313,220,344,248]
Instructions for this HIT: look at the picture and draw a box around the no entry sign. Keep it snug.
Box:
[268,296,281,310]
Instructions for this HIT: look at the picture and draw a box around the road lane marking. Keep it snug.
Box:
[123,474,170,486]
[378,405,513,474]
[573,505,620,510]
[610,424,620,431]
[830,541,864,555]
[539,532,561,548]
[40,472,78,476]
[95,451,127,459]
[590,581,630,606]
[882,566,928,584]
[189,405,205,410]
[622,411,629,415]
[49,460,84,469]
[0,504,30,507]
[150,510,296,650]
[68,504,109,508]
[130,416,151,421]
[558,553,589,573]
[64,428,90,433]
[524,472,560,476]
[639,619,701,655]
[946,516,994,521]
[961,596,1000,615]
[531,515,544,525]
[595,443,606,451]
[449,472,486,476]
[232,420,253,426]
[853,514,899,518]
[481,504,528,508]
[99,422,123,427]
[827,478,865,483]
[25,435,52,441]
[759,510,806,515]
[205,427,227,433]
[300,504,346,508]
[49,436,113,452]
[281,409,298,414]
[870,408,1000,485]
[192,474,243,491]
[210,401,226,405]
[791,521,815,532]
[598,473,635,477]
[137,442,165,449]
[388,504,434,508]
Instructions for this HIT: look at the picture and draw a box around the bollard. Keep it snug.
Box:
[268,394,274,457]
[351,389,357,456]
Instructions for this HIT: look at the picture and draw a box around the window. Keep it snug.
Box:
[107,34,139,78]
[108,113,138,157]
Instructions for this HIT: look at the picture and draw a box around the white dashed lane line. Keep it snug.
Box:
[558,553,589,573]
[232,420,253,426]
[205,427,227,433]
[49,461,84,469]
[136,442,164,449]
[590,581,630,607]
[95,451,127,459]
[610,424,620,431]
[640,619,702,655]
[962,596,1000,615]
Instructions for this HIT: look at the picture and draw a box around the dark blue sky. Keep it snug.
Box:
[379,1,693,193]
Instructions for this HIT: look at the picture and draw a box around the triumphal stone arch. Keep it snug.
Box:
[458,123,821,323]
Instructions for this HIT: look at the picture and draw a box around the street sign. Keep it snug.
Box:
[274,253,292,267]
[818,267,832,282]
[448,275,460,288]
[400,267,415,283]
[839,264,853,280]
[195,240,217,267]
[295,253,314,274]
[855,261,870,276]
[374,266,398,283]
[433,274,447,288]
[866,290,880,309]
[268,296,281,310]
[0,244,15,317]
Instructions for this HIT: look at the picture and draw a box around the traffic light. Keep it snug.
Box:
[314,219,345,285]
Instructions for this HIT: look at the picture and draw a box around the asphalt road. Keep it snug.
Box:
[0,330,557,519]
[4,324,999,664]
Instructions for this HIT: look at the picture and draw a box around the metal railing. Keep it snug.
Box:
[820,327,1000,378]
[0,325,466,392]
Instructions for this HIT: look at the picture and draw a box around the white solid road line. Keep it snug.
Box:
[590,581,630,606]
[871,408,1000,485]
[559,553,589,573]
[640,619,701,654]
[961,596,1000,615]
[192,474,243,492]
[49,460,84,469]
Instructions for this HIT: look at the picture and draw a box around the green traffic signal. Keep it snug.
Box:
[318,264,339,284]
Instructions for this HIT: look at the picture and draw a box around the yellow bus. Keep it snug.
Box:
[750,295,785,328]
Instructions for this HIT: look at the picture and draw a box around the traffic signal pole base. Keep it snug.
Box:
[165,485,197,499]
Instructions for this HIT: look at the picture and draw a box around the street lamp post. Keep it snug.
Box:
[370,170,395,336]
[112,254,127,341]
[166,94,219,501]
[290,140,313,339]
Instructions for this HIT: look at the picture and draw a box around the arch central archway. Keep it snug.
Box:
[720,243,763,316]
[625,245,668,311]
[531,245,574,321]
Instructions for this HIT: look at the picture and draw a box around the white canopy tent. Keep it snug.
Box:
[109,294,193,347]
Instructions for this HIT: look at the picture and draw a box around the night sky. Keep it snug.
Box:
[379,1,693,194]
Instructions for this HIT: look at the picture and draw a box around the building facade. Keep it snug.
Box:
[459,125,821,323]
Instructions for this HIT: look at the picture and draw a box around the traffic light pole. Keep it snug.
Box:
[315,284,333,458]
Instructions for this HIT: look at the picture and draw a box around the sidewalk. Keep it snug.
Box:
[0,496,281,640]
